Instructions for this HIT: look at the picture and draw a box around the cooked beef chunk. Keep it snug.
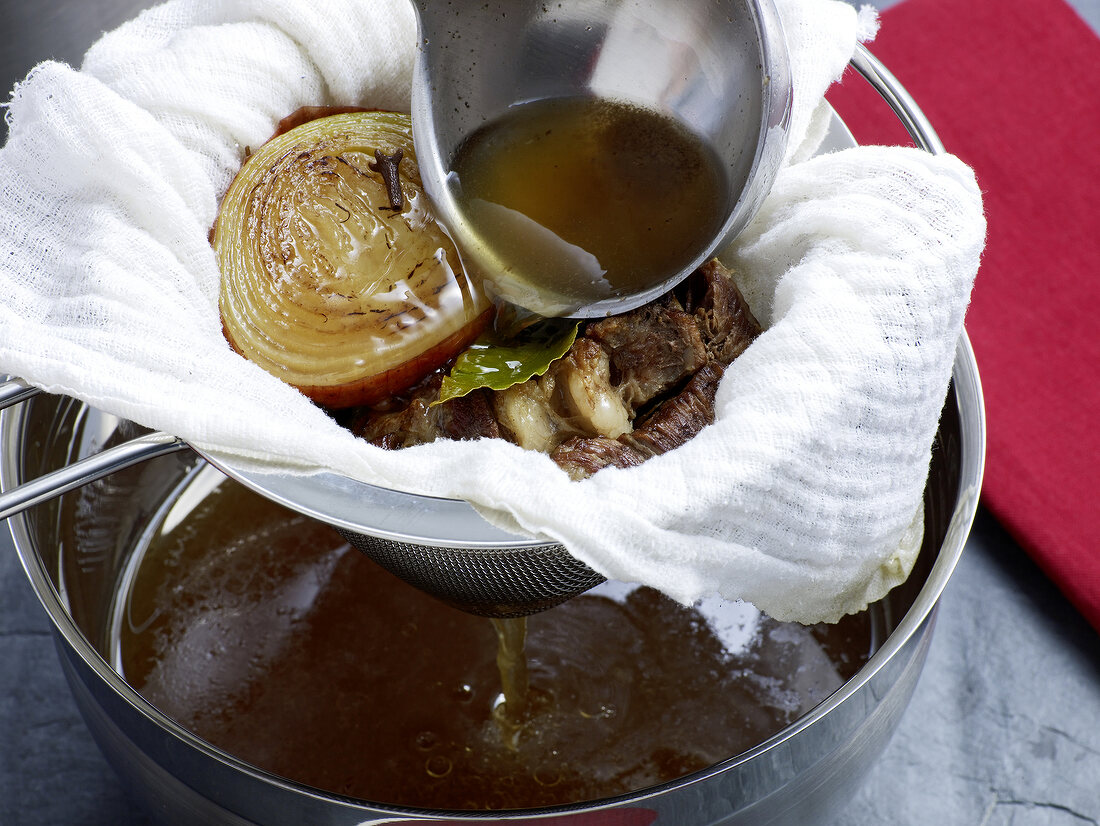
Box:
[551,435,649,480]
[351,259,761,479]
[354,375,499,447]
[437,389,501,441]
[682,259,761,365]
[586,298,707,408]
[554,362,725,480]
[627,361,724,456]
[353,373,443,449]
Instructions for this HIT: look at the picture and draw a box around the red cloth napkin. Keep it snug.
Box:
[827,0,1100,630]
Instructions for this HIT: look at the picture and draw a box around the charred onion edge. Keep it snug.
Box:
[272,105,378,138]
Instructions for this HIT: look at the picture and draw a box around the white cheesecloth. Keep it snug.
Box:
[0,0,985,624]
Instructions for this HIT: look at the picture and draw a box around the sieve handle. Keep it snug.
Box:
[0,379,189,521]
[0,377,41,409]
[849,44,945,156]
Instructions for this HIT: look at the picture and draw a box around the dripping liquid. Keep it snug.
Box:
[491,617,529,747]
[112,472,882,810]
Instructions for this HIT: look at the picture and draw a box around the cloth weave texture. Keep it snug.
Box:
[0,0,985,623]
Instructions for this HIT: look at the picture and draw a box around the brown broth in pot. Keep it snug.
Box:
[114,472,878,811]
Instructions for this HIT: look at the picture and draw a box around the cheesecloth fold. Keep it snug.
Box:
[0,0,985,624]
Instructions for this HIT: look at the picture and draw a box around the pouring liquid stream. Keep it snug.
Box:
[490,617,530,748]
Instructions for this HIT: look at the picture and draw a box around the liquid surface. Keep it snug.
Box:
[450,97,728,310]
[115,474,878,811]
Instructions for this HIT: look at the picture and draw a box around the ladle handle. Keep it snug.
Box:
[0,379,188,521]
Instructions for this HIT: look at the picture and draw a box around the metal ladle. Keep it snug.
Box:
[408,0,793,318]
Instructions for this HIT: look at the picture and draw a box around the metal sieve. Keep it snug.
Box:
[0,377,602,618]
[0,46,942,619]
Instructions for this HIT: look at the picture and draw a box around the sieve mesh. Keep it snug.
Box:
[337,529,606,618]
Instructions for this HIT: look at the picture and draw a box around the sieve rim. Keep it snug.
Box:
[195,449,556,550]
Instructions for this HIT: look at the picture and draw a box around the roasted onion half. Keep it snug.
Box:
[214,110,492,408]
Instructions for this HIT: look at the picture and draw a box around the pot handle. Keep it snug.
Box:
[0,379,189,521]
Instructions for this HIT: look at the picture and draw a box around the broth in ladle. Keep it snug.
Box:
[112,469,879,810]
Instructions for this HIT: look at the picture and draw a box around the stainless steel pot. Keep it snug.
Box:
[1,49,985,825]
[0,350,984,825]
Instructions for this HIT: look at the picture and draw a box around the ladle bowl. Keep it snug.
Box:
[408,0,793,317]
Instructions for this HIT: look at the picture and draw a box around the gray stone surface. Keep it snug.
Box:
[0,535,148,824]
[826,512,1100,825]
